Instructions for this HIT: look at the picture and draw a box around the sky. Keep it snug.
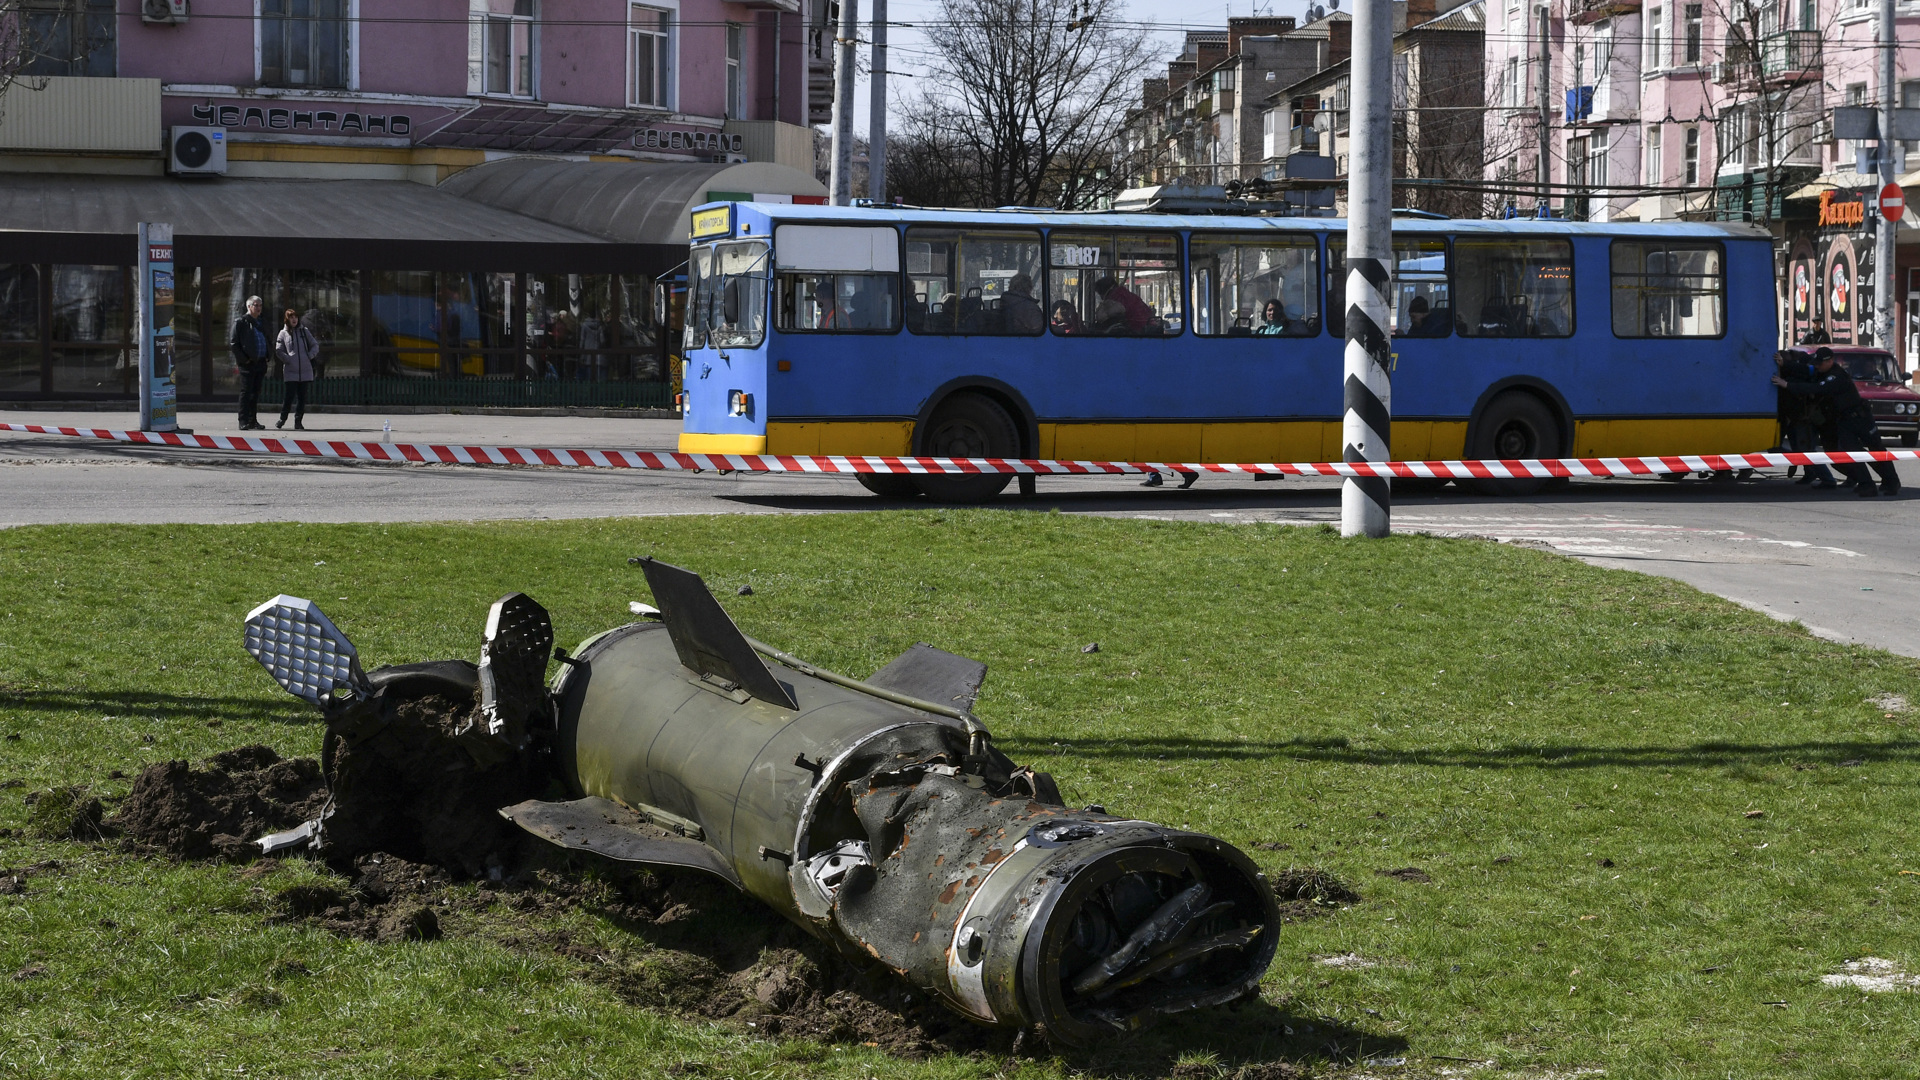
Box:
[846,0,1322,137]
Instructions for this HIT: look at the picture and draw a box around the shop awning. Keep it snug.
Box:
[436,158,827,247]
[0,174,656,273]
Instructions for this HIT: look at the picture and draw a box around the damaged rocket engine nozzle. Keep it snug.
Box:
[501,558,1280,1045]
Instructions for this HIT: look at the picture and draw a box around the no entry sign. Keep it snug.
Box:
[1882,182,1906,222]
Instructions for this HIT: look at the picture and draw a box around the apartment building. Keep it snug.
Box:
[1118,16,1332,189]
[1485,0,1918,355]
[1267,0,1486,217]
[0,0,829,405]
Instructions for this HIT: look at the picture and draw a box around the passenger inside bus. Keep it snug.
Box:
[1050,300,1083,335]
[1255,298,1290,335]
[813,280,843,329]
[1091,277,1157,335]
[1004,274,1045,334]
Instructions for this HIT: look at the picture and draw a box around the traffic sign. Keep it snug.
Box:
[1882,182,1906,223]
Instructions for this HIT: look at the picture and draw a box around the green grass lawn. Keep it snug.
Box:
[1,512,1916,1079]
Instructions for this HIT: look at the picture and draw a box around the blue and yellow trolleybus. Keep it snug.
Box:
[677,202,1777,500]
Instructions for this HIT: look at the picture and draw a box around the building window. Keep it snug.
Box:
[483,0,536,98]
[1505,56,1520,108]
[1683,125,1699,184]
[1645,124,1663,183]
[20,0,114,77]
[1684,4,1701,63]
[629,6,672,108]
[261,0,351,89]
[1588,129,1610,186]
[726,23,744,118]
[1644,5,1664,70]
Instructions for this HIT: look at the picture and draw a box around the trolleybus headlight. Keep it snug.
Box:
[728,390,752,417]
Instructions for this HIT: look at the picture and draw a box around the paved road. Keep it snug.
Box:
[5,407,1916,657]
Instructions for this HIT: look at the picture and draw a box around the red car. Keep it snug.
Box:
[1783,346,1920,446]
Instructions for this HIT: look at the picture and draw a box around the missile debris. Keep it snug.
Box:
[241,561,1280,1045]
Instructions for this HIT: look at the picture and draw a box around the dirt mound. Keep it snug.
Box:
[25,787,105,840]
[107,745,327,860]
[318,692,547,878]
[1270,867,1360,905]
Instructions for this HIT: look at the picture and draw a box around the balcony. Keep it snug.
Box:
[1289,126,1320,154]
[1758,30,1821,85]
[1570,0,1640,25]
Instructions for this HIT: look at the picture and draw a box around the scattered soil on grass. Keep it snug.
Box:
[107,745,327,861]
[0,860,63,896]
[1377,867,1432,884]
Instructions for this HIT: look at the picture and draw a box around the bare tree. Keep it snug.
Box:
[0,2,116,119]
[891,0,1159,209]
[1700,0,1838,227]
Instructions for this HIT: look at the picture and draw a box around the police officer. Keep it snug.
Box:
[1772,347,1900,497]
[1775,350,1835,487]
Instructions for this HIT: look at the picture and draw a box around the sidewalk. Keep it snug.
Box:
[1,407,684,452]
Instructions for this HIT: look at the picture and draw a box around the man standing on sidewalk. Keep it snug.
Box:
[229,295,272,430]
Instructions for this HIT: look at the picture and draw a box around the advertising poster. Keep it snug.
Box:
[138,222,178,432]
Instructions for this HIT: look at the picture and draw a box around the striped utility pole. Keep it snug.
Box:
[1341,0,1393,538]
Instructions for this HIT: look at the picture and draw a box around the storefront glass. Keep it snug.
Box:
[211,268,360,384]
[0,264,40,393]
[48,265,131,395]
[527,273,658,381]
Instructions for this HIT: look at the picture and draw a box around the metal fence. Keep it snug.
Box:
[265,376,674,410]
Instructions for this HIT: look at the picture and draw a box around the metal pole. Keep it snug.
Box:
[772,12,782,124]
[1875,0,1896,348]
[869,0,888,204]
[1341,0,1393,539]
[138,222,153,432]
[828,0,860,205]
[1537,2,1551,215]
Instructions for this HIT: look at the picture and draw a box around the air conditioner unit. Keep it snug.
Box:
[169,126,226,176]
[142,0,188,23]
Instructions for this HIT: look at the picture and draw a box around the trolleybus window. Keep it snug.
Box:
[686,240,769,349]
[1454,239,1573,338]
[1047,231,1183,337]
[1326,237,1451,338]
[904,227,1044,335]
[1188,234,1319,337]
[772,224,900,333]
[1610,241,1724,338]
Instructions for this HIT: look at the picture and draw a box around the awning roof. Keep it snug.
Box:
[0,173,655,272]
[436,158,826,247]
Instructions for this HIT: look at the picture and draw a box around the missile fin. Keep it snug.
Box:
[499,796,742,888]
[636,558,798,709]
[868,643,988,712]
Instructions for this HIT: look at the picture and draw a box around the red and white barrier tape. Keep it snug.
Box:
[3,422,1915,480]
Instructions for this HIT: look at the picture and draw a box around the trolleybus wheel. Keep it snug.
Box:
[914,394,1017,503]
[856,473,924,498]
[1464,392,1562,496]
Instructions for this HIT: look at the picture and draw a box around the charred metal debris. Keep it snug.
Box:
[241,560,1281,1045]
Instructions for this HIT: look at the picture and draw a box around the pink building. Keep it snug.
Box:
[1485,0,1920,359]
[0,0,829,406]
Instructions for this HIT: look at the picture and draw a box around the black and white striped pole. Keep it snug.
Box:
[1341,0,1394,539]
